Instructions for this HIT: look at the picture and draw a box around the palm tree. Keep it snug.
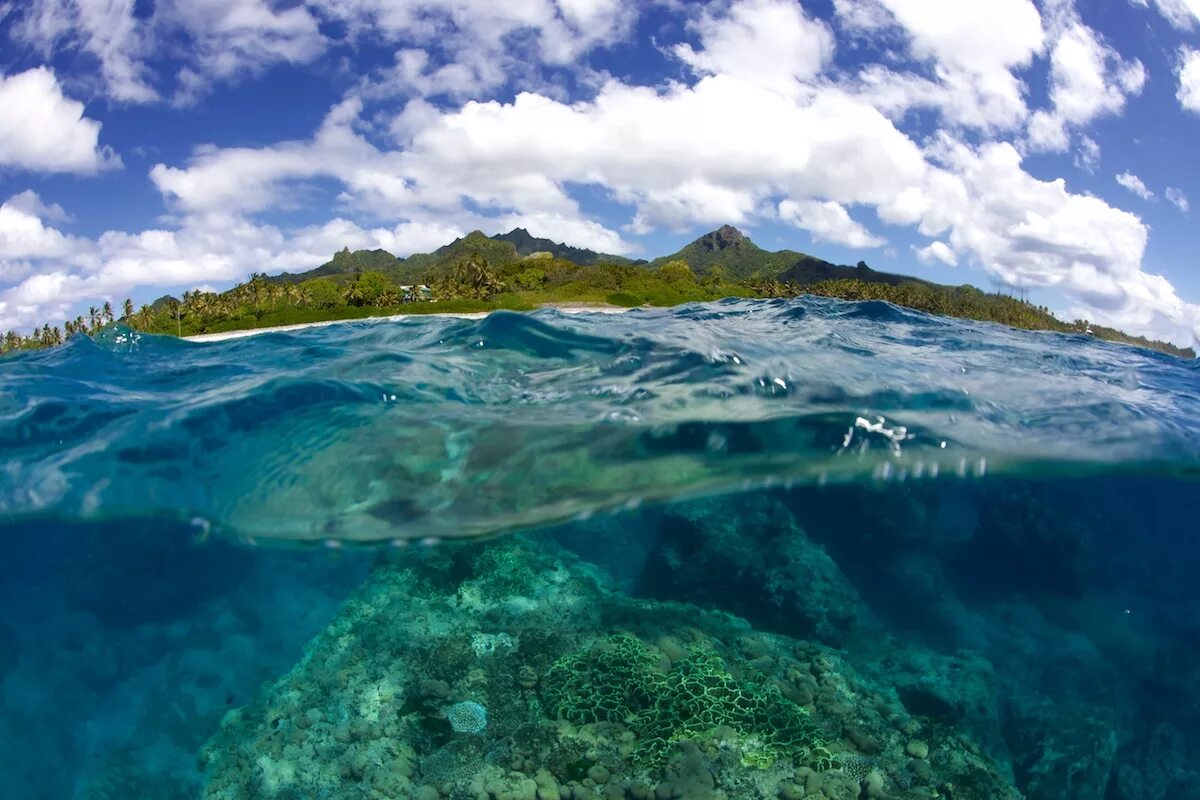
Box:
[123,298,134,320]
[102,301,114,324]
[88,306,100,331]
[434,254,506,301]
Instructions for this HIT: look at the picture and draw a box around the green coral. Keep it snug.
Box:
[543,634,662,725]
[542,635,821,768]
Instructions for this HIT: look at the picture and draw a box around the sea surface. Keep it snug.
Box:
[0,297,1197,800]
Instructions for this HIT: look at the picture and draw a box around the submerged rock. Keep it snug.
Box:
[637,494,869,646]
[199,537,1020,800]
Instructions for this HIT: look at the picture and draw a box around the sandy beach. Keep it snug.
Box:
[183,303,632,343]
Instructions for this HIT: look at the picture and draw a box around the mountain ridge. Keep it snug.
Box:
[263,225,929,291]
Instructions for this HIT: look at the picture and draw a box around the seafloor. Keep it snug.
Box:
[2,479,1198,800]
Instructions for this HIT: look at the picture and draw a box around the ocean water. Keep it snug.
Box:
[0,298,1197,800]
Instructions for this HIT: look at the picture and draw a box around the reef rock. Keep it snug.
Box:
[636,494,870,646]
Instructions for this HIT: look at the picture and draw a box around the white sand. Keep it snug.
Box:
[183,303,632,343]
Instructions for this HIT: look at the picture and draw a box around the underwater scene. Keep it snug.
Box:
[1,298,1198,800]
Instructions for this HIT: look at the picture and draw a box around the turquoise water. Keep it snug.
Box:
[1,298,1198,799]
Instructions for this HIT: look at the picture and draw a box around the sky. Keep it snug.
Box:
[1,0,1199,346]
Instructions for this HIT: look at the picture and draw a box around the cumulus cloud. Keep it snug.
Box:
[915,241,958,267]
[1116,171,1155,201]
[1166,187,1190,213]
[778,200,885,248]
[4,190,71,223]
[1177,47,1200,113]
[0,193,79,260]
[1027,1,1146,153]
[0,68,119,173]
[675,0,834,97]
[836,0,1044,130]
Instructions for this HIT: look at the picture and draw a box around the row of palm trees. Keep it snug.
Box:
[3,251,522,353]
[0,299,137,354]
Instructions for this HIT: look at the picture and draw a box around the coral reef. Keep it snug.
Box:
[623,485,1200,800]
[199,538,1020,800]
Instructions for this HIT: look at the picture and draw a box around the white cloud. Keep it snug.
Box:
[1074,135,1101,173]
[1166,187,1190,213]
[6,0,325,104]
[8,0,158,103]
[4,190,71,223]
[831,0,893,34]
[159,0,326,104]
[1116,171,1155,201]
[1132,0,1200,29]
[778,200,885,248]
[334,0,639,101]
[847,0,1045,130]
[875,0,1043,77]
[1177,47,1200,113]
[1026,2,1146,153]
[675,0,834,97]
[0,68,119,173]
[915,241,958,267]
[0,193,78,260]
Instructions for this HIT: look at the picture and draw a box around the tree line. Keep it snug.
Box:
[2,254,1193,359]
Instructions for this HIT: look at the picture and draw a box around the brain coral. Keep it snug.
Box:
[446,700,488,734]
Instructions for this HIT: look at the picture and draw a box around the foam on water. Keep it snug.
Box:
[1,297,1197,544]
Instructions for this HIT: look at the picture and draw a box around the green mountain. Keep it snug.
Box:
[396,231,523,283]
[491,228,637,266]
[649,225,928,287]
[270,248,404,285]
[268,229,640,288]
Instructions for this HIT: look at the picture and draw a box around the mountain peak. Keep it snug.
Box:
[695,225,752,252]
[491,228,634,266]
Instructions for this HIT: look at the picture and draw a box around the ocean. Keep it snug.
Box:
[1,298,1197,800]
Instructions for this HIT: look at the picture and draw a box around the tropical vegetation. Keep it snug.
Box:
[1,227,1193,359]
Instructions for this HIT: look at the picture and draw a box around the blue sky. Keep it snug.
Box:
[1,0,1199,345]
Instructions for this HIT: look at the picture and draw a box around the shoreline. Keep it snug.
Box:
[183,302,631,343]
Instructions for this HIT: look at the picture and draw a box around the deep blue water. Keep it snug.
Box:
[1,299,1198,800]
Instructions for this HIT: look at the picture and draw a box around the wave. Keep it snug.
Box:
[1,298,1197,544]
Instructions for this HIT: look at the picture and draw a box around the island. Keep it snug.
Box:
[2,226,1193,360]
